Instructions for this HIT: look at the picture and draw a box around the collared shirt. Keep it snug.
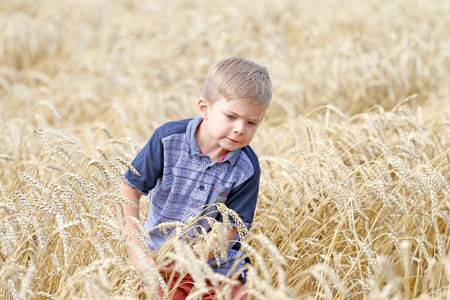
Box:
[123,116,260,276]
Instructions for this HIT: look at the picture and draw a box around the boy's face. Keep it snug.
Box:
[197,96,267,153]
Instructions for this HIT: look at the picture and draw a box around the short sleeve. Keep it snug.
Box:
[123,128,165,196]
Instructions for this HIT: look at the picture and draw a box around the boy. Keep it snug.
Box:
[118,57,272,299]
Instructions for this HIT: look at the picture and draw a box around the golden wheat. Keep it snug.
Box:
[1,0,450,299]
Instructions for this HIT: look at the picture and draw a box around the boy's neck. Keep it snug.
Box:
[196,121,229,162]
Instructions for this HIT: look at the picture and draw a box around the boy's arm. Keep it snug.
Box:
[117,182,157,268]
[118,183,180,278]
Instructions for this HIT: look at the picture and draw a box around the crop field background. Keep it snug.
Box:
[0,0,449,299]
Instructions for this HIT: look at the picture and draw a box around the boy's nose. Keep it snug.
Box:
[233,122,245,135]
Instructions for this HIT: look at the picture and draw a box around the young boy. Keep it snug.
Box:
[118,57,272,299]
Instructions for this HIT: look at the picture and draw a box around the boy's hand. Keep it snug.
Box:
[193,227,238,261]
[158,262,180,279]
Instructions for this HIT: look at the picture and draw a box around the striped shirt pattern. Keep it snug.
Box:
[124,116,260,276]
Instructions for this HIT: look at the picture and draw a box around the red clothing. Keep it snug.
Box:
[159,273,247,300]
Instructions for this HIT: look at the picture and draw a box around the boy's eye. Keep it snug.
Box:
[248,122,257,126]
[226,114,236,119]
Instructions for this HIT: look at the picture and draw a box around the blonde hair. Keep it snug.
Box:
[202,57,272,108]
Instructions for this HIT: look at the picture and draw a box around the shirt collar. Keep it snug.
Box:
[186,116,241,166]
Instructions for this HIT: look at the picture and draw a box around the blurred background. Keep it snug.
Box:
[1,0,448,150]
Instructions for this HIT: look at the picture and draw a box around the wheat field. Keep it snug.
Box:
[1,0,449,299]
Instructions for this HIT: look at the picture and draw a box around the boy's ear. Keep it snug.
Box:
[197,97,209,119]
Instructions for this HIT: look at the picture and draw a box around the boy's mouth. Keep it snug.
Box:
[227,137,240,143]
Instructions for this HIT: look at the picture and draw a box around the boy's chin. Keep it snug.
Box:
[221,144,245,152]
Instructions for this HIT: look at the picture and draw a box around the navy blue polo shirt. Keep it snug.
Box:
[123,116,260,276]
